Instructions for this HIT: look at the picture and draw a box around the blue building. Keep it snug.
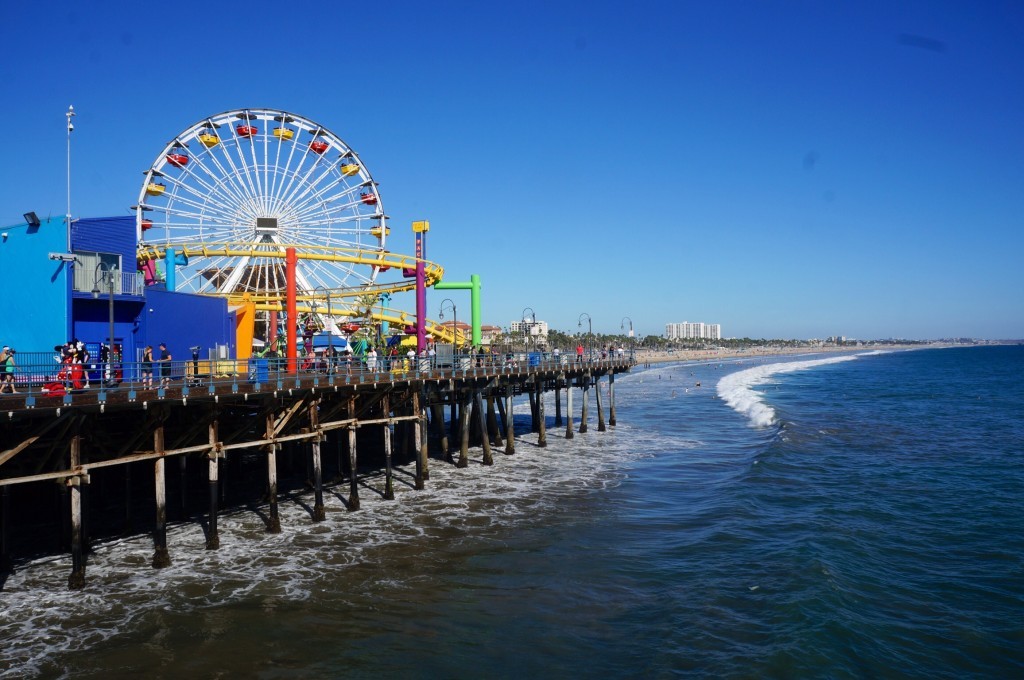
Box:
[0,213,235,374]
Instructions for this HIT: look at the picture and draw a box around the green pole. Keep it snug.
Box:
[434,274,482,347]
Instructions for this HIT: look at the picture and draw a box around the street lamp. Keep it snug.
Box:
[312,285,333,358]
[439,298,457,353]
[521,306,536,352]
[621,316,634,361]
[578,312,592,361]
[91,262,115,386]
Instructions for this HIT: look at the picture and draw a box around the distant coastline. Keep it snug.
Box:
[633,343,953,365]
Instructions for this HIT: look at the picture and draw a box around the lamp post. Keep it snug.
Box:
[521,306,536,352]
[312,285,333,358]
[91,263,115,386]
[66,105,75,252]
[578,312,592,362]
[439,298,457,354]
[621,316,634,361]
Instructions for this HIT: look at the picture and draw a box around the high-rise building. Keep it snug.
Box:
[665,321,722,340]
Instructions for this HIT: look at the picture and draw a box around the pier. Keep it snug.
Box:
[0,354,632,589]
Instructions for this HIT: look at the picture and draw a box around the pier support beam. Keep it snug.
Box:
[608,372,616,426]
[505,385,515,455]
[528,390,538,433]
[414,392,427,489]
[383,394,395,500]
[152,426,172,569]
[179,456,188,520]
[477,391,493,465]
[579,374,590,434]
[487,394,503,448]
[433,402,450,463]
[68,434,86,589]
[265,413,282,533]
[596,375,606,432]
[565,378,575,439]
[457,392,470,468]
[309,402,326,521]
[496,388,508,434]
[537,382,547,447]
[0,487,10,581]
[206,419,220,550]
[554,380,563,427]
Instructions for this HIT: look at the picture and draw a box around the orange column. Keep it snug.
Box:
[286,247,297,374]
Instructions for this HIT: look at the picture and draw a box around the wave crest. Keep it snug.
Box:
[716,355,860,427]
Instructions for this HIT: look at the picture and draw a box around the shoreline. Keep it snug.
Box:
[632,344,932,365]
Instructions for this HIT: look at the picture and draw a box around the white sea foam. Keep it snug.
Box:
[0,389,647,677]
[716,355,861,427]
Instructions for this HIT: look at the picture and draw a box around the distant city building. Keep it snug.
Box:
[479,325,503,344]
[665,321,722,341]
[510,318,549,342]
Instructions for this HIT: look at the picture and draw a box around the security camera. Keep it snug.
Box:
[48,252,78,262]
[189,346,201,352]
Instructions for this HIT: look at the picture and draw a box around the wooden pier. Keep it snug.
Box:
[0,357,632,589]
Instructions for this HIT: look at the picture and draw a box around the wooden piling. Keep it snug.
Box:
[265,413,282,533]
[458,392,470,468]
[0,486,10,578]
[433,402,451,463]
[554,379,563,426]
[383,394,395,499]
[496,388,508,434]
[505,385,515,455]
[537,382,547,447]
[152,426,172,569]
[579,374,590,434]
[596,374,607,432]
[413,392,427,489]
[309,402,325,520]
[565,377,575,440]
[477,391,493,465]
[206,418,220,549]
[347,428,360,511]
[608,371,616,426]
[528,390,539,433]
[487,394,503,448]
[68,434,86,589]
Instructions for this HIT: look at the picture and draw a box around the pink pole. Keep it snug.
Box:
[286,248,297,374]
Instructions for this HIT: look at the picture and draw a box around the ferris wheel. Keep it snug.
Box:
[135,108,388,296]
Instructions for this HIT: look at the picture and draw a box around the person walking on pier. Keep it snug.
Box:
[158,343,172,388]
[576,342,584,363]
[0,347,15,394]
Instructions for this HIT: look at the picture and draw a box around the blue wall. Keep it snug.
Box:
[71,215,136,265]
[0,215,70,351]
[135,287,236,370]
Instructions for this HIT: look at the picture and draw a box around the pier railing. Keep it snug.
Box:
[0,350,634,408]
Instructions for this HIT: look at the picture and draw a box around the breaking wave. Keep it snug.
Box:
[716,354,861,427]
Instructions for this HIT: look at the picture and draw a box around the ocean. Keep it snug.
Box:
[1,346,1022,678]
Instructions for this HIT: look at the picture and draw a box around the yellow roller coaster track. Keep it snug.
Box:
[136,242,467,344]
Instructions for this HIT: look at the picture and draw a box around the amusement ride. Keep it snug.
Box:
[132,108,467,353]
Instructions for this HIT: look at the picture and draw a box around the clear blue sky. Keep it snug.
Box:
[2,1,1022,340]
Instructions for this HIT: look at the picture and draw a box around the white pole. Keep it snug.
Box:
[66,105,75,251]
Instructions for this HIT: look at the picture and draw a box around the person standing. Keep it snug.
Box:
[366,347,377,373]
[158,342,172,388]
[576,343,584,363]
[141,345,154,388]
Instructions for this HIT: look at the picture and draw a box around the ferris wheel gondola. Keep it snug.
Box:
[136,108,389,297]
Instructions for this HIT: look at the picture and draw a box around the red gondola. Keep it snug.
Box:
[341,323,360,334]
[167,153,189,167]
[310,140,329,154]
[141,219,153,231]
[237,125,258,137]
[360,192,378,206]
[402,267,416,278]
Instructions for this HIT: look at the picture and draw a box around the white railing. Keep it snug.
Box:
[72,256,143,296]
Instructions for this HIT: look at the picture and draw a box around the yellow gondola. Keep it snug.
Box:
[198,133,220,148]
[370,226,390,238]
[341,163,359,176]
[146,182,166,196]
[273,127,294,140]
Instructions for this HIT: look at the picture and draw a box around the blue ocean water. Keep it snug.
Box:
[2,346,1022,678]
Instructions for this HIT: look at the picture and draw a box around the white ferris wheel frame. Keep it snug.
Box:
[135,108,388,297]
